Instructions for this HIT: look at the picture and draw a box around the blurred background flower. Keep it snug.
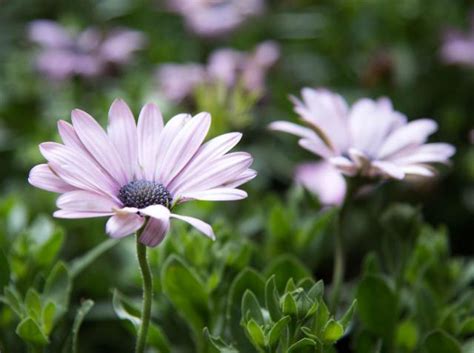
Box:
[168,0,265,37]
[270,88,455,181]
[28,20,146,81]
[440,13,474,67]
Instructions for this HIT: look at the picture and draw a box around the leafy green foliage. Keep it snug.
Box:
[207,275,356,352]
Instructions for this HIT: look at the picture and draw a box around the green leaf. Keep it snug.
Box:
[41,301,56,335]
[357,275,398,338]
[264,255,312,292]
[313,300,330,335]
[242,290,264,324]
[422,330,461,353]
[72,299,94,353]
[267,315,290,346]
[161,255,209,341]
[460,317,474,336]
[323,319,344,343]
[69,238,119,278]
[287,338,317,353]
[281,293,297,316]
[44,261,71,318]
[396,320,419,350]
[112,290,170,353]
[308,280,324,300]
[34,222,64,267]
[228,268,265,351]
[112,289,140,328]
[0,249,10,289]
[203,328,240,353]
[16,317,49,345]
[339,299,357,329]
[265,275,281,321]
[246,319,265,348]
[25,288,42,320]
[3,285,23,317]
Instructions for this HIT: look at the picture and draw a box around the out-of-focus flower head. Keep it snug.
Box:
[208,40,280,94]
[156,63,207,103]
[295,161,346,205]
[156,41,279,103]
[28,99,256,246]
[28,20,146,81]
[270,88,455,181]
[440,14,474,67]
[169,0,264,37]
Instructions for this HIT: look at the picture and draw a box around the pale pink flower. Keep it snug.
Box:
[157,41,279,103]
[440,15,474,67]
[208,41,279,94]
[270,88,455,180]
[169,0,264,37]
[156,63,207,102]
[28,100,256,246]
[295,161,346,205]
[28,20,146,80]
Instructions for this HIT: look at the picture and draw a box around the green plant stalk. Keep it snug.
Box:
[135,229,153,353]
[330,215,345,312]
[329,178,361,311]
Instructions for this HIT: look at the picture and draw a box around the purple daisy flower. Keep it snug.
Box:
[29,99,256,246]
[169,0,264,37]
[28,20,146,80]
[270,88,455,181]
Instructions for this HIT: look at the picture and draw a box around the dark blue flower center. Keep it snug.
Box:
[118,180,172,209]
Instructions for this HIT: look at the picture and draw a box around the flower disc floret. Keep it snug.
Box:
[118,180,172,209]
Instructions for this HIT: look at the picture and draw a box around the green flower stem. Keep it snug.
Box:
[135,231,153,353]
[329,178,360,311]
[330,211,345,312]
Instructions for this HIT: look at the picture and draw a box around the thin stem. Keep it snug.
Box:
[330,210,345,312]
[329,178,360,312]
[135,231,153,353]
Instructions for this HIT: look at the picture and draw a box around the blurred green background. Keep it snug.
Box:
[0,0,473,352]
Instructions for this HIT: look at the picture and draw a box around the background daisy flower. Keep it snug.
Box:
[270,88,455,181]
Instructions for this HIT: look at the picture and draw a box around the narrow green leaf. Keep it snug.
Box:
[4,285,23,317]
[70,238,119,278]
[287,338,316,353]
[203,328,240,353]
[308,280,324,300]
[242,290,264,324]
[44,261,71,318]
[72,299,94,353]
[228,268,265,350]
[281,293,297,316]
[16,317,49,345]
[25,288,42,320]
[265,275,281,321]
[112,289,140,329]
[246,319,265,348]
[267,315,290,346]
[112,290,170,353]
[313,300,330,335]
[339,299,357,329]
[41,301,56,335]
[36,229,64,267]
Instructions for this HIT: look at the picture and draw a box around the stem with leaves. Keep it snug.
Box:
[135,229,153,353]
